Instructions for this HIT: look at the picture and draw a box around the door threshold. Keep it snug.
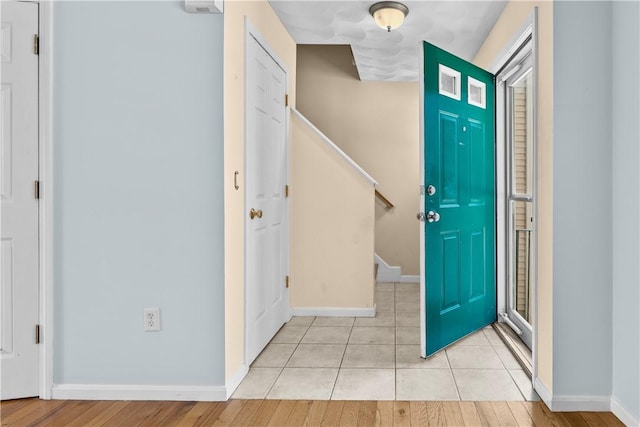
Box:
[492,322,532,377]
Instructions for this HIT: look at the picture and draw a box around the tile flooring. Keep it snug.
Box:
[233,282,540,401]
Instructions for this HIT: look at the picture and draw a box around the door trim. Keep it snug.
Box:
[493,9,538,384]
[242,18,291,369]
[34,0,53,399]
[418,43,426,358]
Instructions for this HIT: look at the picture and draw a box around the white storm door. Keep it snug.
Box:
[245,34,289,365]
[0,1,40,400]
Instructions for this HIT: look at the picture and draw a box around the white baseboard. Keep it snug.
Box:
[396,275,420,283]
[375,254,419,283]
[51,383,227,401]
[550,395,612,412]
[225,364,249,399]
[533,377,552,408]
[533,378,635,422]
[611,396,640,427]
[292,305,376,318]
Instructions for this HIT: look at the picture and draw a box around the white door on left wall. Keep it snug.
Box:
[0,1,40,400]
[245,34,289,365]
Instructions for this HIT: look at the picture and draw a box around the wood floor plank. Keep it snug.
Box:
[25,400,73,427]
[538,402,573,427]
[66,401,118,426]
[303,400,329,427]
[594,412,626,427]
[475,402,500,426]
[338,401,360,427]
[177,401,221,427]
[409,401,428,426]
[0,398,33,418]
[3,399,65,426]
[491,402,518,426]
[459,401,483,426]
[196,403,235,427]
[374,401,394,427]
[286,400,314,427]
[442,402,465,426]
[426,401,447,426]
[158,401,198,426]
[559,412,590,427]
[229,399,263,426]
[101,401,147,427]
[506,401,535,426]
[137,401,185,427]
[82,401,132,427]
[581,411,626,427]
[392,401,410,427]
[245,399,280,426]
[212,400,247,427]
[33,400,98,426]
[356,401,377,426]
[120,401,173,426]
[321,401,345,427]
[266,400,296,427]
[524,401,570,427]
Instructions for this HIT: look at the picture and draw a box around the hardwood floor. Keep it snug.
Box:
[0,399,625,426]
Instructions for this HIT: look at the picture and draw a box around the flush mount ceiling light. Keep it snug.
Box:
[369,1,409,32]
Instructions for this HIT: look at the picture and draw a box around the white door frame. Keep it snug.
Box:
[490,9,538,384]
[36,0,53,399]
[242,18,291,368]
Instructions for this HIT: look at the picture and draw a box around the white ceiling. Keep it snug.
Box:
[269,0,507,81]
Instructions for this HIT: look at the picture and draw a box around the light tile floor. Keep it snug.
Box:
[233,282,541,401]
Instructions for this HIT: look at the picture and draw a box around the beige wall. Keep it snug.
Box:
[296,45,420,276]
[474,1,554,393]
[290,112,375,308]
[223,0,296,382]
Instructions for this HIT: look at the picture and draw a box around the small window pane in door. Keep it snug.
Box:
[439,64,461,100]
[510,70,533,197]
[510,200,533,322]
[468,76,486,109]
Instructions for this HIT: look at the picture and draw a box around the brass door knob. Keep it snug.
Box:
[249,208,263,220]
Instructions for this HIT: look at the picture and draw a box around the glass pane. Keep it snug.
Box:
[511,200,533,322]
[510,69,533,196]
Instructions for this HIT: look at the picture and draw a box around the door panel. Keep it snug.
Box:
[1,1,40,400]
[422,41,496,357]
[246,35,289,365]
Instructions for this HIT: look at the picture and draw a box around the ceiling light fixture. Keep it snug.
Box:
[369,1,409,32]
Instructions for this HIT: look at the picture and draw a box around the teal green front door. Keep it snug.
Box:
[422,41,496,356]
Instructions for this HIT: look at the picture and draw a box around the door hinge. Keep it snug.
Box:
[34,180,40,199]
[285,275,290,288]
[285,185,289,198]
[35,325,41,344]
[284,94,289,107]
[33,34,39,55]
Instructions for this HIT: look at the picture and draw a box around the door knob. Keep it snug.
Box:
[426,211,440,223]
[249,208,263,220]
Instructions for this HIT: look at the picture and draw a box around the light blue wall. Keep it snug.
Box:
[553,1,613,397]
[53,2,225,385]
[612,1,640,420]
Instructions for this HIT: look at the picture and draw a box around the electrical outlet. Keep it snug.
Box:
[143,308,161,331]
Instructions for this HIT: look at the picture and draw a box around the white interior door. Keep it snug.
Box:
[1,1,40,400]
[245,34,289,365]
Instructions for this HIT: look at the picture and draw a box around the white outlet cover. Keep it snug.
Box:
[144,307,161,332]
